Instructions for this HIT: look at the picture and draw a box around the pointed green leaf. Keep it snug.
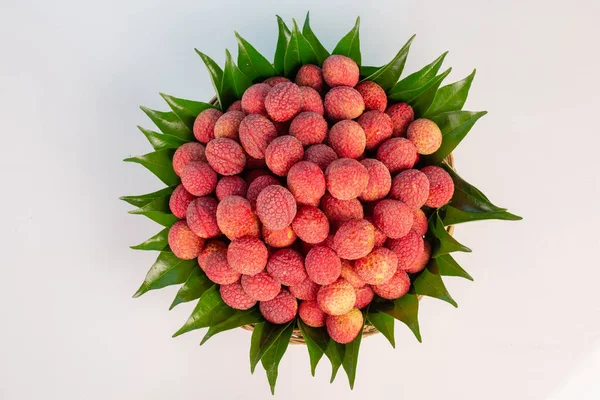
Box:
[324,338,345,383]
[424,70,476,117]
[221,49,252,109]
[298,321,328,376]
[169,267,213,310]
[201,307,263,345]
[120,187,174,207]
[195,50,224,110]
[388,52,448,101]
[429,212,472,257]
[443,206,522,225]
[273,16,292,76]
[359,65,379,78]
[235,31,276,81]
[436,254,473,281]
[342,310,366,389]
[172,286,236,337]
[123,149,179,186]
[367,310,395,348]
[159,94,215,129]
[137,126,188,151]
[423,110,487,164]
[140,107,193,140]
[302,12,329,65]
[284,19,318,77]
[133,251,197,298]
[410,68,452,116]
[332,17,361,66]
[128,195,178,227]
[361,35,415,91]
[130,228,169,251]
[373,291,421,342]
[249,321,294,373]
[413,259,458,307]
[261,321,294,395]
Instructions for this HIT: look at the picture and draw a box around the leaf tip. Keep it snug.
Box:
[132,287,145,298]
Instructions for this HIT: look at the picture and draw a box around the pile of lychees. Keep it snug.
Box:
[167,54,454,344]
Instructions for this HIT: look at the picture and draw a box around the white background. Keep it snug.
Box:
[1,0,599,399]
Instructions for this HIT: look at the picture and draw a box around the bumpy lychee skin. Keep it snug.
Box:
[220,281,256,310]
[372,268,411,300]
[289,112,328,146]
[404,240,431,274]
[227,236,268,276]
[332,219,375,260]
[388,230,424,271]
[168,220,204,260]
[329,120,366,159]
[205,138,246,176]
[204,247,241,285]
[358,110,394,151]
[173,142,206,176]
[304,144,338,171]
[286,161,326,207]
[340,260,366,288]
[325,158,369,200]
[289,277,320,301]
[216,195,257,240]
[262,225,297,248]
[317,279,357,316]
[390,169,430,210]
[324,86,365,120]
[412,209,428,236]
[299,301,326,327]
[322,55,360,87]
[245,168,271,183]
[227,100,242,112]
[359,159,392,202]
[181,161,217,196]
[186,197,219,238]
[355,81,387,112]
[326,308,363,344]
[266,248,307,286]
[305,246,342,285]
[246,175,279,209]
[376,137,418,174]
[421,166,454,208]
[263,76,291,86]
[265,135,304,176]
[242,272,281,301]
[169,184,196,219]
[256,185,297,230]
[365,216,388,248]
[197,240,227,271]
[241,83,270,116]
[292,206,330,244]
[259,289,298,324]
[239,114,278,159]
[354,286,374,309]
[295,64,324,92]
[373,199,413,239]
[214,111,245,140]
[386,102,414,137]
[265,82,303,122]
[215,176,247,201]
[299,234,335,256]
[299,87,325,115]
[193,108,223,143]
[355,247,398,285]
[320,194,364,227]
[407,118,443,155]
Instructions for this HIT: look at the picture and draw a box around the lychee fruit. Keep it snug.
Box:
[373,199,413,239]
[305,245,342,285]
[197,240,227,271]
[241,272,281,301]
[193,108,223,143]
[241,83,271,116]
[407,118,443,155]
[355,247,398,285]
[354,286,374,309]
[265,135,304,176]
[358,110,394,151]
[286,161,326,207]
[204,247,241,285]
[332,219,375,260]
[227,100,242,112]
[320,193,364,228]
[292,206,330,244]
[265,82,303,122]
[181,161,217,196]
[304,144,338,171]
[246,174,279,209]
[245,168,271,183]
[205,138,246,176]
[340,260,366,288]
[220,281,257,310]
[355,81,387,112]
[386,102,414,137]
[299,300,326,327]
[172,142,207,177]
[255,185,297,230]
[376,137,418,174]
[259,289,298,324]
[365,216,388,247]
[359,159,392,202]
[263,76,291,86]
[390,169,430,210]
[266,248,307,286]
[421,166,454,208]
[372,268,411,300]
[262,225,297,248]
[168,220,204,260]
[299,86,325,115]
[216,195,257,240]
[289,277,320,301]
[325,158,369,200]
[227,236,268,276]
[214,110,245,140]
[324,86,365,120]
[322,55,360,87]
[186,196,219,238]
[288,112,328,146]
[412,209,428,236]
[388,230,424,272]
[239,114,278,159]
[329,120,366,159]
[169,184,196,219]
[326,308,363,344]
[317,279,357,316]
[295,64,324,92]
[215,176,248,201]
[404,240,431,274]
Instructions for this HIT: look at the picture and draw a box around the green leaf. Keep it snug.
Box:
[235,31,276,81]
[159,94,216,129]
[249,321,294,373]
[440,163,522,225]
[130,228,169,251]
[373,291,421,342]
[423,110,488,164]
[324,338,345,383]
[360,35,415,91]
[302,12,330,65]
[128,195,178,227]
[388,52,448,102]
[284,19,318,78]
[120,187,174,207]
[367,310,395,348]
[273,16,292,76]
[201,307,263,345]
[410,68,452,116]
[359,65,379,78]
[123,149,179,186]
[195,50,224,110]
[424,70,476,117]
[137,126,188,151]
[140,107,193,140]
[342,310,366,390]
[133,251,197,298]
[332,17,361,66]
[429,212,472,257]
[261,321,294,395]
[221,49,253,109]
[413,260,458,307]
[169,267,213,309]
[436,254,473,281]
[298,321,328,376]
[172,286,236,337]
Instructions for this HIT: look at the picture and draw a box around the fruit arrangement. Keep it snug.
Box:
[123,14,521,393]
